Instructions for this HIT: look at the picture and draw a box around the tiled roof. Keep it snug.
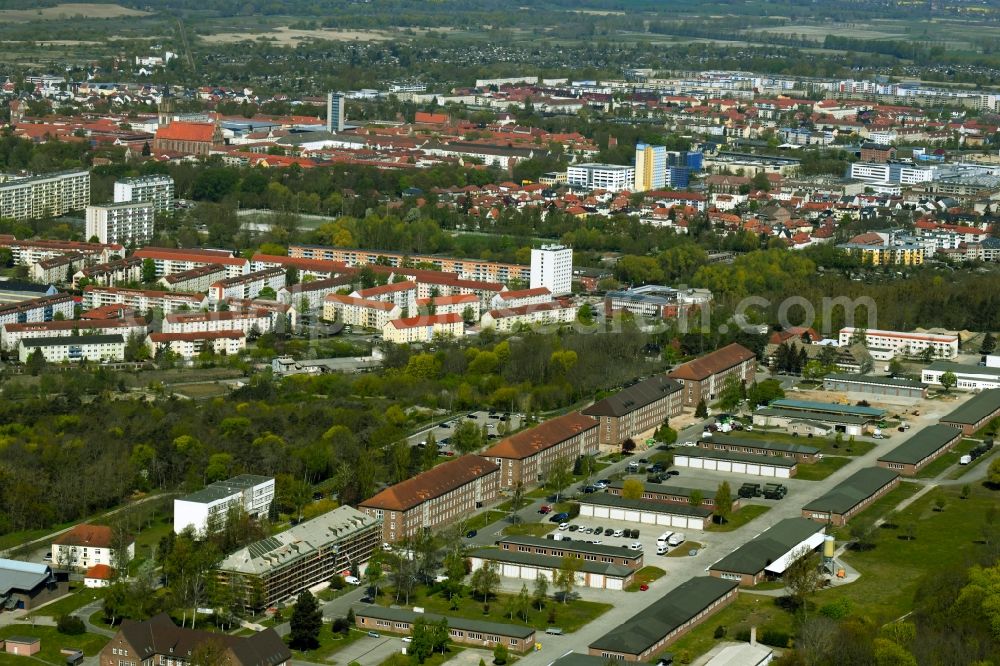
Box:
[360,454,498,512]
[324,294,397,311]
[53,524,114,548]
[667,343,755,381]
[118,613,290,666]
[582,375,682,418]
[388,312,462,329]
[85,564,114,580]
[155,122,216,142]
[483,412,597,460]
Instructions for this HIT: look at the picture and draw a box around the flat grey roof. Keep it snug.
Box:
[497,534,643,560]
[578,493,713,517]
[940,389,1000,426]
[676,447,798,468]
[608,481,718,500]
[824,373,928,389]
[926,361,1000,379]
[178,474,271,504]
[769,399,885,418]
[588,577,738,655]
[705,434,820,456]
[352,604,535,639]
[802,467,899,516]
[755,407,870,426]
[473,548,634,579]
[710,518,825,575]
[877,424,962,466]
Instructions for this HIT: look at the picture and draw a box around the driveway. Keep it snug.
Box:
[331,634,404,666]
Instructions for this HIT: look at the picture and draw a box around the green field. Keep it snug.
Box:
[28,587,101,619]
[731,430,875,457]
[915,439,977,479]
[0,626,106,665]
[707,504,770,532]
[625,566,666,592]
[795,455,852,481]
[287,626,366,662]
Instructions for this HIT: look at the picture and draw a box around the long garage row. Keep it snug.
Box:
[673,448,798,478]
[576,494,711,530]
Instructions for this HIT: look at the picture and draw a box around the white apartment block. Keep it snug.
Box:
[838,327,959,359]
[2,318,147,352]
[158,264,227,293]
[30,252,85,285]
[146,331,247,359]
[83,286,208,314]
[566,163,635,192]
[208,267,285,303]
[0,295,76,327]
[278,276,355,311]
[51,524,134,571]
[0,170,90,220]
[410,276,505,310]
[173,475,275,536]
[0,238,124,267]
[162,309,273,335]
[491,286,552,310]
[352,281,417,313]
[382,313,464,344]
[225,298,296,334]
[323,294,400,329]
[18,334,126,364]
[480,301,578,333]
[133,247,249,279]
[530,244,573,296]
[85,202,155,246]
[415,293,480,319]
[113,175,175,212]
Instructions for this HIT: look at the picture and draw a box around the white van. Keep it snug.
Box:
[667,533,685,547]
[656,544,669,555]
[656,531,674,547]
[960,454,972,465]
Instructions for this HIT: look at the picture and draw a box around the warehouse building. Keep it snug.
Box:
[581,375,683,451]
[577,493,712,530]
[877,424,963,475]
[823,373,928,399]
[587,577,739,661]
[802,467,900,526]
[751,406,871,437]
[353,606,536,653]
[0,560,68,610]
[708,518,826,586]
[697,434,821,463]
[922,361,1000,392]
[469,547,636,591]
[767,399,886,421]
[673,448,799,478]
[939,389,1000,435]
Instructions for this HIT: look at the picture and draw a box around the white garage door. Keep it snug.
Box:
[606,578,623,590]
[590,574,604,588]
[625,510,641,522]
[746,464,760,475]
[609,508,625,521]
[777,468,791,479]
[503,564,521,578]
[717,461,732,473]
[731,462,746,474]
[580,505,594,518]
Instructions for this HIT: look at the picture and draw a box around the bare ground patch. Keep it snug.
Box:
[0,3,151,21]
[199,26,394,44]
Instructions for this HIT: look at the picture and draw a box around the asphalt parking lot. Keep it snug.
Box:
[406,409,524,453]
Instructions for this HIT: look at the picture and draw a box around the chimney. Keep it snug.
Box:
[750,626,757,646]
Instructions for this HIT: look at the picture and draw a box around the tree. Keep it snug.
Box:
[987,457,1000,487]
[532,574,549,610]
[141,258,156,283]
[717,375,745,411]
[493,644,509,665]
[555,554,583,602]
[546,455,573,502]
[409,617,434,664]
[713,482,733,525]
[747,379,785,406]
[470,561,500,603]
[451,420,484,454]
[983,332,997,355]
[26,347,46,375]
[365,560,384,597]
[432,617,450,654]
[621,478,645,500]
[508,483,525,523]
[888,358,904,377]
[689,489,704,508]
[422,431,439,471]
[784,546,823,612]
[849,517,876,551]
[655,420,677,445]
[189,638,228,666]
[940,371,957,393]
[288,590,323,650]
[695,399,708,418]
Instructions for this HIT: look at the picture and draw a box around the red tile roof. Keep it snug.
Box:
[359,454,498,512]
[155,122,216,143]
[667,343,756,381]
[324,294,398,311]
[388,312,463,329]
[85,564,114,580]
[53,523,115,548]
[482,412,597,460]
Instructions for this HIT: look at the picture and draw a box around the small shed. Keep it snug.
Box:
[4,636,41,656]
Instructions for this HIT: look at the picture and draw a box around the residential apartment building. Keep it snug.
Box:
[634,143,667,192]
[279,275,355,311]
[146,330,247,359]
[157,263,227,293]
[860,142,897,163]
[415,293,480,319]
[113,175,175,212]
[0,237,123,266]
[215,506,380,610]
[51,524,134,570]
[83,286,208,314]
[848,161,933,185]
[605,285,713,320]
[288,245,531,284]
[582,375,683,450]
[668,343,757,407]
[162,309,274,335]
[323,294,400,330]
[225,298,296,333]
[73,257,143,288]
[530,244,573,296]
[490,287,551,310]
[837,241,925,266]
[382,312,464,344]
[923,361,1000,391]
[29,252,85,284]
[173,475,275,535]
[0,170,90,220]
[18,334,126,363]
[100,614,290,666]
[1,317,147,352]
[479,301,578,332]
[249,253,346,280]
[133,247,249,279]
[351,281,417,313]
[0,280,57,306]
[483,412,599,490]
[208,267,285,303]
[838,327,958,359]
[567,163,635,192]
[85,202,155,246]
[359,454,500,543]
[0,294,76,327]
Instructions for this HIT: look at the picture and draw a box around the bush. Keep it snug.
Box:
[331,617,350,634]
[329,576,345,590]
[57,614,85,635]
[713,625,727,639]
[761,629,792,647]
[819,598,852,620]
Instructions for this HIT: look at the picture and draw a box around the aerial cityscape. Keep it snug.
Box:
[2,0,1000,665]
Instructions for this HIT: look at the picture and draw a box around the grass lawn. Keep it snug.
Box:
[0,625,107,664]
[379,647,462,666]
[288,627,365,661]
[707,504,770,532]
[795,455,852,481]
[28,587,100,619]
[666,541,703,557]
[947,445,998,480]
[915,440,977,479]
[625,566,666,591]
[502,522,556,537]
[730,430,875,457]
[525,487,550,499]
[464,509,507,532]
[816,483,1000,624]
[380,586,611,633]
[658,592,793,664]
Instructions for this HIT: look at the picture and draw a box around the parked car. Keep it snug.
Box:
[638,458,649,464]
[639,584,649,591]
[584,527,594,534]
[656,544,669,555]
[558,522,570,530]
[604,528,615,536]
[568,524,580,532]
[628,542,643,551]
[466,530,477,538]
[539,505,552,514]
[648,463,664,473]
[583,485,597,493]
[549,512,570,523]
[344,576,362,585]
[593,525,603,534]
[612,529,625,537]
[666,470,680,476]
[367,631,380,638]
[360,595,374,603]
[667,533,685,547]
